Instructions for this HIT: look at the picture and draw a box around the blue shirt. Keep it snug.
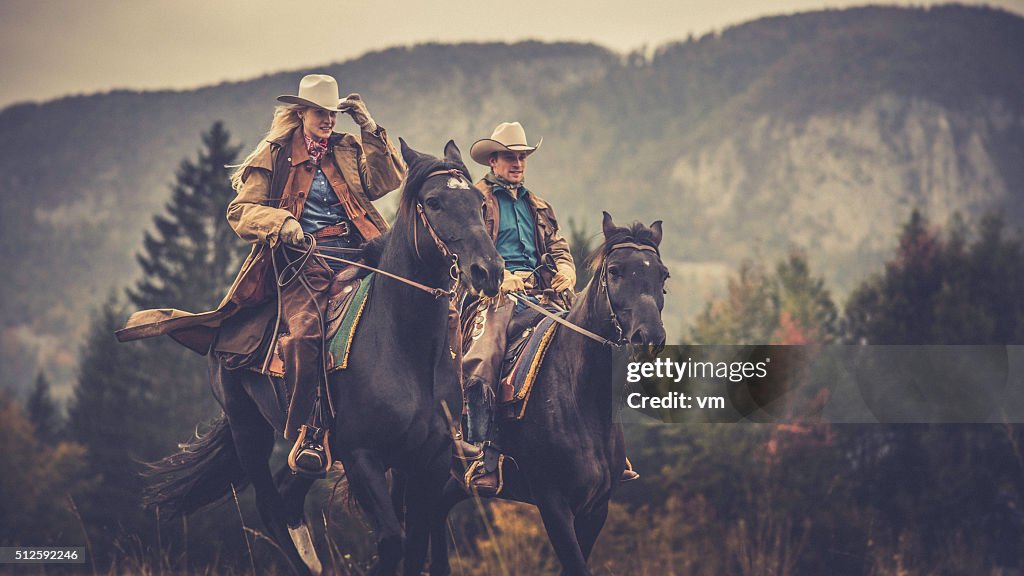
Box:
[493,181,539,272]
[299,167,348,234]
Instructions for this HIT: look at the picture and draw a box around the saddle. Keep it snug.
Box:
[496,308,564,421]
[257,269,374,377]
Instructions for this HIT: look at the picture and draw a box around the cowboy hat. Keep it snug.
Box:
[470,122,543,165]
[277,74,344,111]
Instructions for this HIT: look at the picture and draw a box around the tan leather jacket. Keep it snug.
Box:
[475,176,574,290]
[117,125,405,353]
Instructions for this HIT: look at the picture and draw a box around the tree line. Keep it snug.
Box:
[1,123,1022,574]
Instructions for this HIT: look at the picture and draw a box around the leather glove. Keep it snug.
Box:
[338,93,377,133]
[550,263,577,293]
[279,218,306,247]
[500,269,526,294]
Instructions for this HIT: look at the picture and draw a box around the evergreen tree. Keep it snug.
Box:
[26,371,60,444]
[67,123,246,561]
[845,210,1024,345]
[567,218,596,291]
[128,121,245,310]
[839,210,1024,570]
[66,296,155,552]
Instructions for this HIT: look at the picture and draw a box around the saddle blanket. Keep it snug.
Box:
[257,273,373,377]
[496,312,563,421]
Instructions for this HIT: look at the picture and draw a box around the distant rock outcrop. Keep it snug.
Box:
[1,6,1022,394]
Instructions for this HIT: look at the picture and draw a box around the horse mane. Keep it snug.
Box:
[393,153,472,233]
[584,221,660,273]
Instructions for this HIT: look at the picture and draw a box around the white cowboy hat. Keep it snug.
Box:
[469,122,543,165]
[276,74,344,111]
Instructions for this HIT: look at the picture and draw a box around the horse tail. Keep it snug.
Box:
[142,416,248,519]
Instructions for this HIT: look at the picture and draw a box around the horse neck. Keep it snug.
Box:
[371,218,451,347]
[555,279,616,408]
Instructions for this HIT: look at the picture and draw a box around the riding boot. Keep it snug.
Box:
[461,292,527,494]
[464,443,504,496]
[464,379,495,446]
[278,253,333,476]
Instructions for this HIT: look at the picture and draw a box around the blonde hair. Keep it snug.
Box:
[230,104,307,190]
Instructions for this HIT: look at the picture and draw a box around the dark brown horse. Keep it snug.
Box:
[430,213,669,576]
[144,140,503,576]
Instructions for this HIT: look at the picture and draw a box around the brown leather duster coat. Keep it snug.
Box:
[475,177,573,289]
[117,125,405,353]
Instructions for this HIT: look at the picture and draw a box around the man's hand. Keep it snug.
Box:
[551,263,576,293]
[338,93,377,133]
[279,219,306,247]
[500,270,526,294]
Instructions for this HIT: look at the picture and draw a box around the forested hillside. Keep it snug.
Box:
[1,5,1022,395]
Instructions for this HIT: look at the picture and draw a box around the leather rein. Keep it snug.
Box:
[508,241,660,348]
[307,168,468,300]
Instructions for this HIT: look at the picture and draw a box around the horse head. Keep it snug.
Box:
[591,211,669,348]
[398,139,503,297]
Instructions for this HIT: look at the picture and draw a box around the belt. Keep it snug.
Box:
[313,222,351,239]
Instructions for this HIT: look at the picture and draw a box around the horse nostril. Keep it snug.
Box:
[470,263,488,290]
[630,329,648,346]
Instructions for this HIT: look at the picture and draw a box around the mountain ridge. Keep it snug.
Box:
[1,5,1022,395]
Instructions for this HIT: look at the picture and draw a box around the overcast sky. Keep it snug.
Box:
[2,0,1022,110]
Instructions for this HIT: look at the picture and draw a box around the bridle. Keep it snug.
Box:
[307,168,471,300]
[599,241,661,345]
[508,239,662,347]
[412,168,469,296]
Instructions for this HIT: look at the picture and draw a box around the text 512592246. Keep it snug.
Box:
[0,548,85,563]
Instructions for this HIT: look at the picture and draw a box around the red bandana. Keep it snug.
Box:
[304,134,328,165]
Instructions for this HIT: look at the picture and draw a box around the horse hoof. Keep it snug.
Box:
[288,522,323,576]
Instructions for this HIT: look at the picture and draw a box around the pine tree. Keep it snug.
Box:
[26,371,60,444]
[122,121,245,449]
[66,296,155,549]
[567,218,596,291]
[67,123,247,560]
[128,121,245,310]
[845,210,1024,345]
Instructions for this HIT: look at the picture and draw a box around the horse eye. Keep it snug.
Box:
[425,197,441,210]
[608,266,621,278]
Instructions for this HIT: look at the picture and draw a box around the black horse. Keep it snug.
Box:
[429,213,668,576]
[145,140,503,576]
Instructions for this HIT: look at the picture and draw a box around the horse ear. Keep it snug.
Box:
[399,138,419,166]
[443,140,463,164]
[602,211,618,239]
[649,220,663,247]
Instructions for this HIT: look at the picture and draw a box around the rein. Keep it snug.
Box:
[293,168,470,300]
[509,240,661,348]
[506,293,620,347]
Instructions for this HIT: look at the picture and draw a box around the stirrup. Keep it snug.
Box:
[453,438,483,462]
[464,454,504,496]
[288,425,332,479]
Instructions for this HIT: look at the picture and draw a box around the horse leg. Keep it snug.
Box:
[574,500,609,563]
[278,471,321,575]
[428,478,471,576]
[535,490,590,576]
[344,449,404,576]
[391,468,407,526]
[402,453,451,576]
[221,371,312,575]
